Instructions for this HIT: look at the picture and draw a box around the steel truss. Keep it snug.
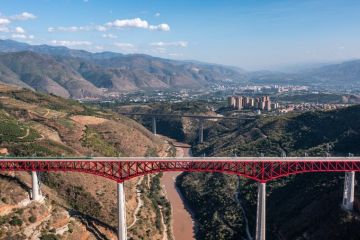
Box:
[1,158,360,183]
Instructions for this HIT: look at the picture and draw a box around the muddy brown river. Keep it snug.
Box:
[161,146,195,240]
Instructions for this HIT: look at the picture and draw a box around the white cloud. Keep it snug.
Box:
[11,34,34,39]
[102,33,117,39]
[50,40,93,47]
[106,18,170,31]
[0,26,9,32]
[10,12,36,21]
[154,12,161,17]
[114,42,137,52]
[150,41,188,48]
[149,23,170,31]
[95,25,107,32]
[48,26,91,32]
[106,18,149,29]
[14,26,25,34]
[0,12,35,38]
[0,18,10,25]
[48,25,104,32]
[60,26,81,32]
[48,18,170,33]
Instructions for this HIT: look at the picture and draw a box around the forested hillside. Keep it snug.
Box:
[177,105,360,240]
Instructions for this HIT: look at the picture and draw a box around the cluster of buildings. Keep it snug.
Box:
[278,103,348,113]
[228,96,279,111]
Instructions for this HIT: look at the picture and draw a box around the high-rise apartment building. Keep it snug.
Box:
[227,96,236,107]
[235,96,243,110]
[227,95,277,111]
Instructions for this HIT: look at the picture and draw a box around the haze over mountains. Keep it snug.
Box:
[249,61,360,88]
[0,39,359,98]
[0,40,246,98]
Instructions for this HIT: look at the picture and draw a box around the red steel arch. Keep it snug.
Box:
[1,157,360,182]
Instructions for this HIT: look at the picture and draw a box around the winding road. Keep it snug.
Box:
[128,177,144,229]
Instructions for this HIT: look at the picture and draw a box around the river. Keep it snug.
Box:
[161,144,195,240]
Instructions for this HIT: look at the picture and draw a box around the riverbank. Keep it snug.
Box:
[161,144,195,240]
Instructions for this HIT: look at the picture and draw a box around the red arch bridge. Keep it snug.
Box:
[0,157,359,240]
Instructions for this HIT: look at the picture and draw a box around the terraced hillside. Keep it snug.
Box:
[0,84,172,240]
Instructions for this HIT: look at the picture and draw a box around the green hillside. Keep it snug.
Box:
[0,84,170,239]
[193,105,360,157]
[178,105,360,240]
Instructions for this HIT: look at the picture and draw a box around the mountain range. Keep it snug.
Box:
[0,40,246,98]
[0,39,360,98]
[249,60,360,87]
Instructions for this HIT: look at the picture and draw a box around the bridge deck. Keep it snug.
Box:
[1,156,360,182]
[1,157,360,162]
[119,112,254,120]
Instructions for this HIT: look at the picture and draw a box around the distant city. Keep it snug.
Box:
[227,95,279,111]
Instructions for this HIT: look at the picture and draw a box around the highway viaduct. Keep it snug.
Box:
[0,157,359,240]
[118,112,254,143]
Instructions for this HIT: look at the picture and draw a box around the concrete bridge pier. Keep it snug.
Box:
[152,116,157,135]
[198,119,204,143]
[31,171,42,201]
[118,182,127,240]
[342,171,355,211]
[256,182,266,240]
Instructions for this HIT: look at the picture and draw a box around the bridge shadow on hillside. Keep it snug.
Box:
[67,208,116,240]
[0,173,32,194]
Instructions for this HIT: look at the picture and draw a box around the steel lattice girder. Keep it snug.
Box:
[1,159,360,183]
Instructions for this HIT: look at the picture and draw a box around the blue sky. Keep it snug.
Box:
[0,0,360,70]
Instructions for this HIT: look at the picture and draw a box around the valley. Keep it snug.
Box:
[111,100,360,240]
[161,144,195,240]
[1,1,360,239]
[0,84,177,239]
[1,40,360,104]
[1,80,360,240]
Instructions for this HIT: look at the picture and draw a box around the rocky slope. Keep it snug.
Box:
[176,104,360,240]
[0,84,173,239]
[0,40,246,98]
[1,40,360,97]
[125,101,360,240]
[115,101,221,143]
[193,105,360,157]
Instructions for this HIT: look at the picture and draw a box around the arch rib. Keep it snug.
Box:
[0,158,359,183]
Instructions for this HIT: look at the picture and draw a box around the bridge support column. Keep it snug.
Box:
[199,119,204,143]
[256,182,266,240]
[31,171,41,201]
[342,171,355,211]
[118,182,127,240]
[152,116,157,135]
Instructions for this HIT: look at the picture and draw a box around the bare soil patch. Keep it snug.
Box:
[71,115,109,125]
